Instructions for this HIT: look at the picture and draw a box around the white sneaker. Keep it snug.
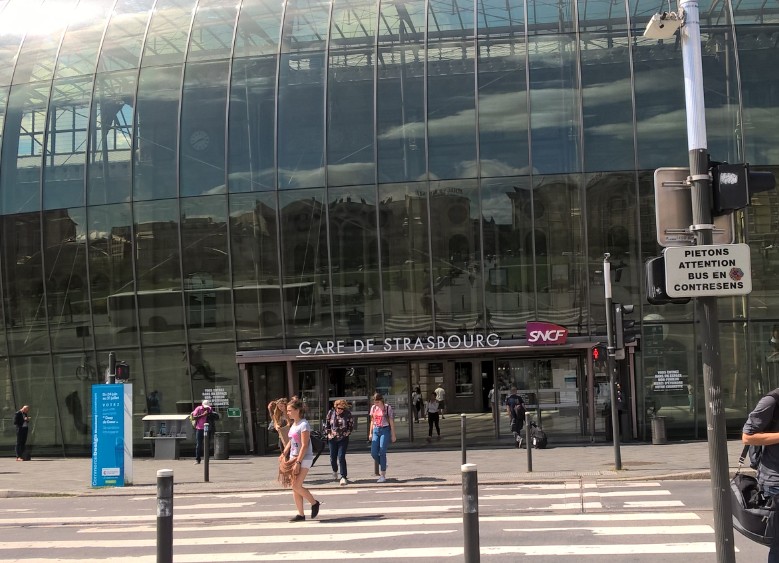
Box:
[340,477,347,486]
[377,475,386,483]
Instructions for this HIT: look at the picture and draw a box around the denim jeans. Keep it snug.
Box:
[195,428,205,462]
[329,436,349,478]
[764,483,779,563]
[371,426,391,471]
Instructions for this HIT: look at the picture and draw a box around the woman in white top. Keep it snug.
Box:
[279,398,320,522]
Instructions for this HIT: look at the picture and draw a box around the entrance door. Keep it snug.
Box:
[246,363,286,454]
[495,356,586,442]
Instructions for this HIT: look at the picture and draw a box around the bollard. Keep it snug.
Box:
[461,413,467,465]
[461,463,480,563]
[203,422,210,482]
[156,469,173,563]
[525,412,532,472]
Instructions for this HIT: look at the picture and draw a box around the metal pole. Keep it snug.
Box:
[156,469,173,563]
[461,463,480,563]
[525,411,532,472]
[203,422,210,482]
[679,2,735,560]
[603,254,622,470]
[461,413,466,465]
[107,351,116,384]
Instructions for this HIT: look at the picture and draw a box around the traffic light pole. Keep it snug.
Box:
[679,2,735,561]
[603,254,622,471]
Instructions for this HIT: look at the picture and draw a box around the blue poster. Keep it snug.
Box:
[92,384,125,487]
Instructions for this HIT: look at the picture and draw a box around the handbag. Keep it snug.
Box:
[731,445,778,546]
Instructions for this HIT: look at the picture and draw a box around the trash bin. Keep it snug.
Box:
[214,432,230,460]
[651,416,667,445]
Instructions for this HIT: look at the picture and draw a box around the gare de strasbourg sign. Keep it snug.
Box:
[297,321,569,355]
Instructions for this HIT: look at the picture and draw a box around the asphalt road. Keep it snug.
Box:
[0,479,767,562]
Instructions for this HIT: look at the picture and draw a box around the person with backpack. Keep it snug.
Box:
[505,387,525,448]
[190,400,212,464]
[425,391,441,442]
[368,392,396,483]
[742,389,779,562]
[324,399,353,486]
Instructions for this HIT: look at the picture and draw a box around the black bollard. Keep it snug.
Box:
[461,413,467,465]
[461,463,480,562]
[525,412,532,472]
[156,469,173,563]
[204,422,210,482]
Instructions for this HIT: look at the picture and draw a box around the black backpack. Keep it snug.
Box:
[530,422,548,449]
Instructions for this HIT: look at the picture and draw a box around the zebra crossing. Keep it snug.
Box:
[0,481,736,562]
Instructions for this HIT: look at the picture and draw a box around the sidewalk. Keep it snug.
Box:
[0,439,750,498]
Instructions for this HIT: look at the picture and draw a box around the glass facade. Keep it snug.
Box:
[1,0,779,455]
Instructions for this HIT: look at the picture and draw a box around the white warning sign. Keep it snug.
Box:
[664,243,752,298]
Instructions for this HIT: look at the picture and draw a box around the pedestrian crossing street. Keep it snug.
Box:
[0,481,729,562]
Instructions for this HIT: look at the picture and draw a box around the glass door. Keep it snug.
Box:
[246,363,286,454]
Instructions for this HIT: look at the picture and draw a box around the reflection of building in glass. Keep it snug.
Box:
[0,0,778,454]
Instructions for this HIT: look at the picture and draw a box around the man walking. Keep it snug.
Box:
[434,384,446,419]
[191,400,213,464]
[505,387,525,448]
[13,405,31,461]
[742,390,779,562]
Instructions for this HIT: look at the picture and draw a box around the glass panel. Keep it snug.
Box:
[326,0,376,187]
[233,0,284,58]
[97,0,155,73]
[427,0,476,179]
[11,0,77,85]
[379,182,432,335]
[0,85,8,167]
[1,213,46,355]
[532,174,586,329]
[189,343,240,437]
[228,56,276,192]
[54,1,114,78]
[53,351,95,452]
[43,76,92,210]
[0,0,29,87]
[229,191,283,346]
[0,81,48,215]
[578,0,628,32]
[329,186,381,341]
[481,177,533,339]
[180,59,229,196]
[89,203,139,349]
[44,208,89,351]
[477,0,529,177]
[632,35,687,169]
[580,32,634,172]
[376,0,426,183]
[187,0,239,62]
[141,0,197,68]
[0,360,11,450]
[528,35,580,174]
[134,199,186,345]
[279,188,332,339]
[10,355,61,453]
[528,0,575,34]
[133,64,182,200]
[180,195,232,343]
[141,344,191,416]
[429,180,482,331]
[88,70,136,205]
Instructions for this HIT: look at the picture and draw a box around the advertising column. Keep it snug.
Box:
[92,383,133,487]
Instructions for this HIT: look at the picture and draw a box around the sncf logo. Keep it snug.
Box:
[526,322,568,345]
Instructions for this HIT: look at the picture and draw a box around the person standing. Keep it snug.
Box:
[325,399,354,486]
[411,386,423,423]
[368,392,396,483]
[191,400,212,464]
[434,384,446,419]
[279,398,321,522]
[742,390,779,563]
[13,405,31,461]
[425,392,441,442]
[505,387,525,448]
[268,398,290,449]
[488,384,497,422]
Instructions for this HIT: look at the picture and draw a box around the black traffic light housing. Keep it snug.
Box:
[710,161,776,216]
[115,361,130,381]
[592,343,607,366]
[614,303,636,354]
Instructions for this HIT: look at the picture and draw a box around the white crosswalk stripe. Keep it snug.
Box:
[0,481,727,561]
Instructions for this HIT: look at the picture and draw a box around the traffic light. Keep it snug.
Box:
[115,361,130,381]
[614,303,636,359]
[592,343,607,366]
[711,162,776,216]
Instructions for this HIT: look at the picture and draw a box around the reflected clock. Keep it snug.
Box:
[189,129,210,151]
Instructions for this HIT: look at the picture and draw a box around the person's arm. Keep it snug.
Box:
[298,428,311,464]
[742,432,779,446]
[344,412,353,436]
[388,406,397,442]
[367,407,374,440]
